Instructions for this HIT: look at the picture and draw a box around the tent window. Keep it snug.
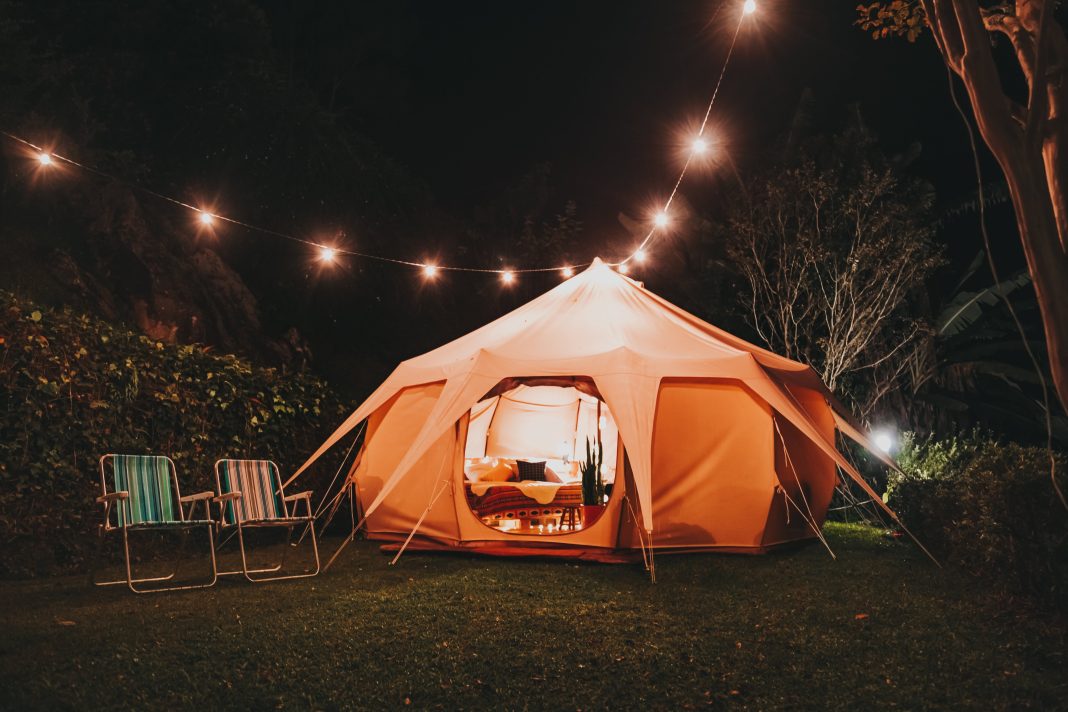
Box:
[462,383,618,535]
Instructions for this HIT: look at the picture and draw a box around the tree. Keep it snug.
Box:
[858,0,1068,414]
[723,115,943,418]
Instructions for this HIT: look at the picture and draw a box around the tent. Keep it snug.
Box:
[290,258,916,572]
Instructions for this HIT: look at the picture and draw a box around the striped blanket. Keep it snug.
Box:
[468,483,583,520]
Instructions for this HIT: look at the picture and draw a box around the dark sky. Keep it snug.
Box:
[267,0,1000,265]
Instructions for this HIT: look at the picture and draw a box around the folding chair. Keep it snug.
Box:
[213,459,319,582]
[91,454,217,593]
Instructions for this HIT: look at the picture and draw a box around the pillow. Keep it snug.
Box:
[466,460,498,481]
[480,462,516,482]
[516,460,547,482]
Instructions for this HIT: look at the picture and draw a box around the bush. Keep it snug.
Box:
[0,291,352,577]
[889,431,1068,610]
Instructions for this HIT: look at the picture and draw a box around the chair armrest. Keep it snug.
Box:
[283,490,313,502]
[180,491,214,503]
[96,491,129,504]
[213,491,243,502]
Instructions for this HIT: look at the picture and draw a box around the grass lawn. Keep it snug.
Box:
[0,523,1064,710]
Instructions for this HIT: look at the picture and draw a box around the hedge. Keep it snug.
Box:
[889,432,1068,611]
[0,291,352,577]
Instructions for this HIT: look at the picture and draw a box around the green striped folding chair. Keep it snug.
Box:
[92,454,217,593]
[213,459,319,582]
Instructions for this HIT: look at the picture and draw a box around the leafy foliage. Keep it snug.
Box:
[906,266,1068,447]
[889,431,1068,610]
[0,291,350,577]
[856,1,928,42]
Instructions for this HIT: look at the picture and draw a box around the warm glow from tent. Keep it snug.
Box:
[318,246,338,263]
[743,0,757,15]
[500,270,515,284]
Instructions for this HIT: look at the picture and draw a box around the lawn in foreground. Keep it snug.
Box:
[0,523,1064,710]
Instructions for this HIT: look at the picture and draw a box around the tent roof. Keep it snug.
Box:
[396,257,818,382]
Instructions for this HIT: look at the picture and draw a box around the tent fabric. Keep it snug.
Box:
[293,258,901,555]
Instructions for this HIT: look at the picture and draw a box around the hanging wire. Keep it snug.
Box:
[1,2,758,278]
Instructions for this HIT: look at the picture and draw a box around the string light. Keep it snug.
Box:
[1,1,757,282]
[623,1,750,268]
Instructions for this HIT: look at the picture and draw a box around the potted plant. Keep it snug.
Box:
[580,437,606,524]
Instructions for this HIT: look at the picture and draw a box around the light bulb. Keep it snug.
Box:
[319,246,337,262]
[561,266,574,278]
[198,211,214,226]
[743,0,757,15]
[500,270,515,284]
[633,249,646,262]
[873,429,895,454]
[37,152,53,166]
[692,137,708,155]
[653,212,669,228]
[618,263,629,274]
[422,264,439,278]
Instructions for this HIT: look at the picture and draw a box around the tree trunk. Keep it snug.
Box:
[923,0,1068,413]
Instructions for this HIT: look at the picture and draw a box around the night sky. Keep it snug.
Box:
[0,0,1040,394]
[262,0,1006,265]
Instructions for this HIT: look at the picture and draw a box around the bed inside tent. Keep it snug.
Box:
[462,380,620,535]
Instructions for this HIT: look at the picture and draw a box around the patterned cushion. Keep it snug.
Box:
[112,455,179,526]
[217,459,284,524]
[516,460,547,482]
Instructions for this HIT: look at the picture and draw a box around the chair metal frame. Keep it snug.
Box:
[91,454,218,594]
[212,459,320,583]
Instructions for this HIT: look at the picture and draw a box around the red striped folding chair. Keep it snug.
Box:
[91,454,217,593]
[213,459,319,582]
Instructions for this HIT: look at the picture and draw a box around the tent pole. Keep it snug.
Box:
[773,419,837,560]
[389,479,451,566]
[648,528,656,584]
[321,482,366,573]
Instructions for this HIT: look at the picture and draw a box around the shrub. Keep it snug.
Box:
[0,291,352,577]
[889,431,1068,610]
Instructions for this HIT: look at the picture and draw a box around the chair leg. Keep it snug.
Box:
[239,521,321,583]
[109,525,218,594]
[91,528,177,588]
[215,523,284,577]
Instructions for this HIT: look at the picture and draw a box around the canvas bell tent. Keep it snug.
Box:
[289,258,914,570]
